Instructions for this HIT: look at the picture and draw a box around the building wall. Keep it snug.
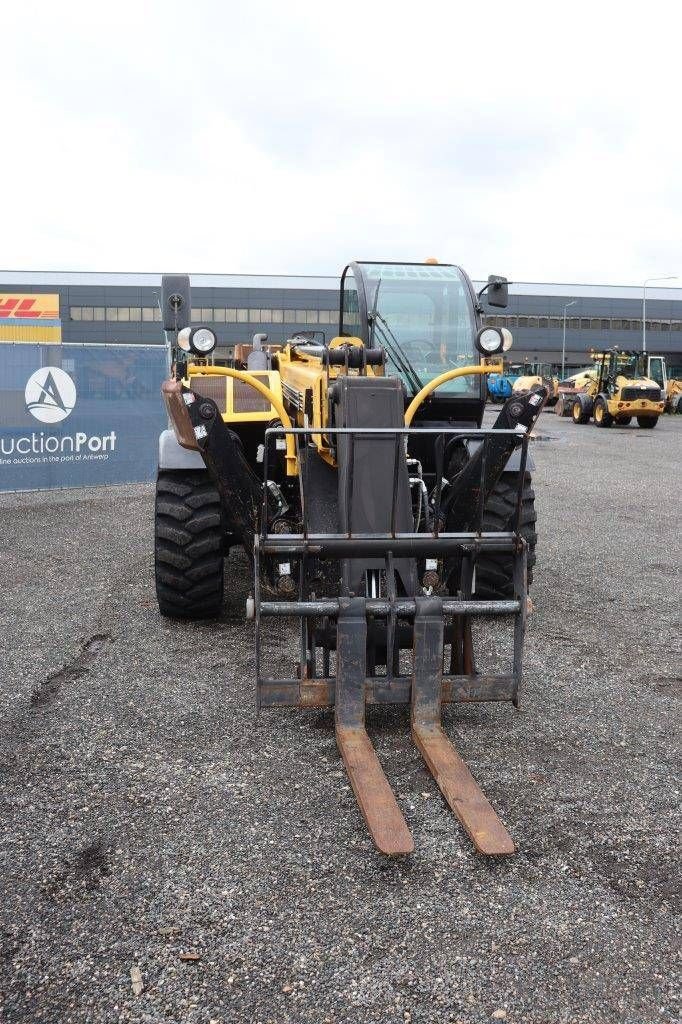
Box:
[1,271,681,372]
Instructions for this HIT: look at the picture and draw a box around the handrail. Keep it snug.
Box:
[403,363,502,425]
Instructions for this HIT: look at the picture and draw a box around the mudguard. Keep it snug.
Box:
[158,428,205,471]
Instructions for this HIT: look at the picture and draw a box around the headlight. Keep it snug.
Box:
[177,326,217,356]
[475,326,513,355]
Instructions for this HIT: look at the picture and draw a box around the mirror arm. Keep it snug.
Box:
[477,279,514,300]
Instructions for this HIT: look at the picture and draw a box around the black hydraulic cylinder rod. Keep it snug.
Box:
[183,392,266,553]
[441,388,548,531]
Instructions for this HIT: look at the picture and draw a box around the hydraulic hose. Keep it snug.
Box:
[186,363,297,475]
[404,363,503,426]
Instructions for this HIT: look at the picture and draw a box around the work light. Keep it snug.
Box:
[177,326,217,356]
[475,326,513,356]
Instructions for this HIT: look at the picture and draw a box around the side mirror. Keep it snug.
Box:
[161,274,192,333]
[486,275,509,308]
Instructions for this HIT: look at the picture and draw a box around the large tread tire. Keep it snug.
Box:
[572,398,591,425]
[155,470,224,619]
[475,471,537,600]
[637,416,658,429]
[593,397,613,428]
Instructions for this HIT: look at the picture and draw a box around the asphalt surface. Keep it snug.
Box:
[1,411,680,1024]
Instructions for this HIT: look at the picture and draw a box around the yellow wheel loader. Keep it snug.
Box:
[571,349,665,428]
[155,261,549,856]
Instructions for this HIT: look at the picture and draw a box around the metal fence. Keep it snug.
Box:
[0,343,168,492]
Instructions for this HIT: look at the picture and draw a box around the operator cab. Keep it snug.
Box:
[340,261,507,426]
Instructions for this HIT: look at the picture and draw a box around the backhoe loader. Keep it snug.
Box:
[571,349,665,428]
[155,261,547,856]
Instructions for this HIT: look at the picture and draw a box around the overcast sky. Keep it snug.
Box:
[2,1,681,286]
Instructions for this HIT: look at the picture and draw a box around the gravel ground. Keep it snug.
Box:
[0,411,680,1024]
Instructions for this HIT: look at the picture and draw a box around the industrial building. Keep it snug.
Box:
[1,269,681,374]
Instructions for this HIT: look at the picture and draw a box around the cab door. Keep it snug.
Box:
[647,356,667,397]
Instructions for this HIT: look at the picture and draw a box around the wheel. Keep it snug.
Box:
[475,471,537,599]
[615,416,632,425]
[593,397,612,427]
[154,470,225,618]
[554,397,566,416]
[637,416,658,429]
[572,397,591,424]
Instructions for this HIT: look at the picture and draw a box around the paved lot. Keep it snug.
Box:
[1,412,680,1024]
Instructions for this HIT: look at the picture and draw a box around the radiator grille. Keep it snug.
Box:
[621,386,661,402]
[189,375,227,413]
[233,377,272,413]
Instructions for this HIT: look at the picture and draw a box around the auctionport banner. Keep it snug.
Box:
[0,344,168,491]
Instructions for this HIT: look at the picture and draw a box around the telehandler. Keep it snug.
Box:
[155,261,548,856]
[571,349,665,428]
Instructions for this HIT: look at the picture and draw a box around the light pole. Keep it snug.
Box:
[561,300,576,378]
[642,276,677,354]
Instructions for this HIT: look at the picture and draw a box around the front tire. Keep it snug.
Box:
[155,470,225,619]
[475,471,537,599]
[593,397,613,427]
[637,416,658,429]
[572,396,591,424]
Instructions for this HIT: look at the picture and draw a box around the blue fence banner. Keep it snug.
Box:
[0,344,168,492]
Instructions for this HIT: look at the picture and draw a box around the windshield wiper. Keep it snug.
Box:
[372,318,424,396]
[367,280,424,396]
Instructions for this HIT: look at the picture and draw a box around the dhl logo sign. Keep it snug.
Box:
[0,294,60,319]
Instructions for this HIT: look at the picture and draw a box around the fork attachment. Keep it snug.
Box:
[332,594,514,856]
[335,597,414,855]
[411,598,515,855]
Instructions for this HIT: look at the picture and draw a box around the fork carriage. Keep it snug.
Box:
[250,423,531,855]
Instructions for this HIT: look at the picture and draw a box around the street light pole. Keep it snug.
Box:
[561,300,576,378]
[642,276,677,355]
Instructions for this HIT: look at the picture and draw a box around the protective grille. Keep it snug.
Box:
[189,375,227,413]
[233,377,272,413]
[621,386,660,402]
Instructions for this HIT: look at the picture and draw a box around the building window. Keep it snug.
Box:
[260,309,273,321]
[81,307,93,320]
[117,307,130,321]
[517,316,528,327]
[106,307,117,321]
[249,309,260,323]
[580,318,590,329]
[142,307,155,321]
[284,309,297,323]
[600,319,609,330]
[306,310,318,324]
[201,307,212,321]
[538,316,548,328]
[271,309,283,323]
[213,308,225,322]
[611,319,622,329]
[70,307,81,320]
[295,310,307,323]
[569,318,580,329]
[94,307,105,321]
[226,308,236,322]
[661,321,670,331]
[528,317,538,328]
[237,309,248,323]
[129,307,141,321]
[549,317,561,328]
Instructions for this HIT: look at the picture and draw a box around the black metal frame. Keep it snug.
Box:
[254,424,529,713]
